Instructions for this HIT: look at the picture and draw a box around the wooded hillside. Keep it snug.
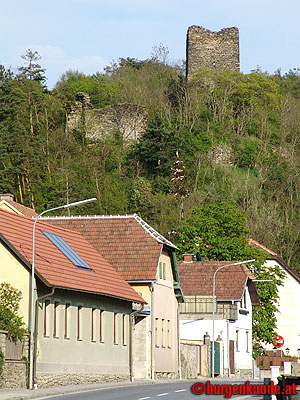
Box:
[0,50,299,272]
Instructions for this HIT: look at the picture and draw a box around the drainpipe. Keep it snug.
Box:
[33,287,55,388]
[150,282,155,380]
[178,302,182,380]
[129,303,144,382]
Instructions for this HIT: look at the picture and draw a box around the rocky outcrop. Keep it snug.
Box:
[67,93,148,142]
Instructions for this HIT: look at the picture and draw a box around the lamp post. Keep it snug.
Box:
[29,198,97,389]
[212,259,255,378]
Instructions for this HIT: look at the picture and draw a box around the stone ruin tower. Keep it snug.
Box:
[186,25,240,81]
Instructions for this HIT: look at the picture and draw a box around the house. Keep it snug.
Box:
[248,239,300,357]
[0,193,38,217]
[0,209,145,388]
[177,256,259,378]
[42,214,184,380]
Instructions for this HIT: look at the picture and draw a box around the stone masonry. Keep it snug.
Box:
[67,93,148,143]
[186,25,240,80]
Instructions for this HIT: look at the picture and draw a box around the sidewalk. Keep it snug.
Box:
[0,377,263,400]
[0,380,155,400]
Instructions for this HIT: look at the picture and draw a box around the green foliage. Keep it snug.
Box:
[0,283,26,340]
[176,199,284,350]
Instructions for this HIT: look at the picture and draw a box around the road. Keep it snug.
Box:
[40,380,262,400]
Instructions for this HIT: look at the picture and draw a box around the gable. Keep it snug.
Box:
[0,240,31,326]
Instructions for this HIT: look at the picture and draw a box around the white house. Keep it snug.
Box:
[248,239,300,357]
[177,256,259,378]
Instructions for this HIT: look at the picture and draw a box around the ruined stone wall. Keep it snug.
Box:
[67,93,148,143]
[186,25,240,80]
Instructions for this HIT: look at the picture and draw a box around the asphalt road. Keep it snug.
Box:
[39,380,262,400]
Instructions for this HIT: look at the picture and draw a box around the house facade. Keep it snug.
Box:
[43,214,184,380]
[177,257,259,378]
[0,209,144,387]
[248,239,300,357]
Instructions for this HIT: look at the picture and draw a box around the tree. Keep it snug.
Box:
[175,199,285,355]
[18,49,46,84]
[0,283,26,340]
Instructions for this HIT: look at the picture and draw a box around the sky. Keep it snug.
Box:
[1,0,300,89]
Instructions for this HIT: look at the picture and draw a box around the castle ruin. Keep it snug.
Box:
[186,25,240,80]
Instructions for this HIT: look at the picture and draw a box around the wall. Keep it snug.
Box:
[0,331,29,389]
[154,250,179,377]
[263,260,300,357]
[67,94,148,143]
[35,286,132,387]
[0,242,31,326]
[186,25,240,81]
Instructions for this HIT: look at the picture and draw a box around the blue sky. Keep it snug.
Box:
[1,0,299,89]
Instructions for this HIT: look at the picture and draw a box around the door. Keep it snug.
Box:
[210,341,220,375]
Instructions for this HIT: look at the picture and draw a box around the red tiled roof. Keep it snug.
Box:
[42,215,175,281]
[0,209,144,303]
[0,199,38,217]
[177,260,255,301]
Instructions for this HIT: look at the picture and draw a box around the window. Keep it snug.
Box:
[114,313,118,345]
[236,330,239,352]
[122,314,127,346]
[91,308,96,342]
[42,230,92,270]
[43,300,50,337]
[162,319,165,347]
[246,331,249,353]
[155,318,160,347]
[77,306,82,340]
[64,303,70,339]
[243,291,247,309]
[53,301,60,338]
[167,320,171,348]
[99,310,104,342]
[159,262,166,280]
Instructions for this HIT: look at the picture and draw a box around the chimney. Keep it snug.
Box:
[0,193,14,201]
[183,254,194,262]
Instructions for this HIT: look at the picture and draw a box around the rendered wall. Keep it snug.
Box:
[0,242,31,326]
[35,286,132,387]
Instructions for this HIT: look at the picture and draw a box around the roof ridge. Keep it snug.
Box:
[41,214,136,220]
[248,238,277,255]
[42,213,177,249]
[132,214,177,249]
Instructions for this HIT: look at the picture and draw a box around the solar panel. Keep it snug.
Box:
[42,230,92,270]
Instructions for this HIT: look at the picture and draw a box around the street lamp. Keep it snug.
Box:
[29,198,97,389]
[212,259,255,378]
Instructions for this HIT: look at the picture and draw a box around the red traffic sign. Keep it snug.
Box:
[273,335,284,348]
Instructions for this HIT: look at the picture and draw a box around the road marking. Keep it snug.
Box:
[139,397,151,400]
[174,389,186,392]
[157,393,169,397]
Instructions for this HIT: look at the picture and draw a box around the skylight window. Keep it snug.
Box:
[42,230,92,270]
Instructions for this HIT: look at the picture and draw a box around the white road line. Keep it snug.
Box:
[139,397,151,400]
[157,393,169,397]
[174,389,186,392]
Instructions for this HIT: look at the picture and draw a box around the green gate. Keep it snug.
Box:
[210,341,220,375]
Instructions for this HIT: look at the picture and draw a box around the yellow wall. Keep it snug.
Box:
[0,242,30,326]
